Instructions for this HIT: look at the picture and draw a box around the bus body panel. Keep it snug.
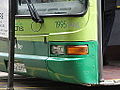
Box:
[0,0,100,85]
[15,0,97,41]
[0,40,99,84]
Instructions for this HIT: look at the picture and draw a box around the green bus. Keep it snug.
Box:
[0,0,119,85]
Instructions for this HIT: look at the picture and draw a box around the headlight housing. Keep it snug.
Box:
[50,45,88,55]
[51,45,65,55]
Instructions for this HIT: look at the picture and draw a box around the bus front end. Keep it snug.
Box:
[0,0,99,85]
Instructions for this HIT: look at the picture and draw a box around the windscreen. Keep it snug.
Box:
[17,0,88,16]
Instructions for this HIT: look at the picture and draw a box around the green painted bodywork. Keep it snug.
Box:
[0,41,99,84]
[0,0,99,84]
[15,0,97,41]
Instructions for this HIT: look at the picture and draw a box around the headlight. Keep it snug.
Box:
[51,45,65,55]
[50,45,88,55]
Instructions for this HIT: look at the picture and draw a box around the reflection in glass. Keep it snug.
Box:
[17,0,87,16]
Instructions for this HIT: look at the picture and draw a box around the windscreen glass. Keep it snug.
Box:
[17,0,88,15]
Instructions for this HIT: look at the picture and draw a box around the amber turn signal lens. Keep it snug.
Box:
[67,45,88,55]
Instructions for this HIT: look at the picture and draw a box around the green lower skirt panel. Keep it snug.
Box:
[0,41,99,84]
[47,57,99,84]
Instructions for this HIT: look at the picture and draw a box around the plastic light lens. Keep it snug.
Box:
[67,45,88,55]
[51,45,65,55]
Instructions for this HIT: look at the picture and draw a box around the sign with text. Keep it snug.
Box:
[0,0,9,38]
